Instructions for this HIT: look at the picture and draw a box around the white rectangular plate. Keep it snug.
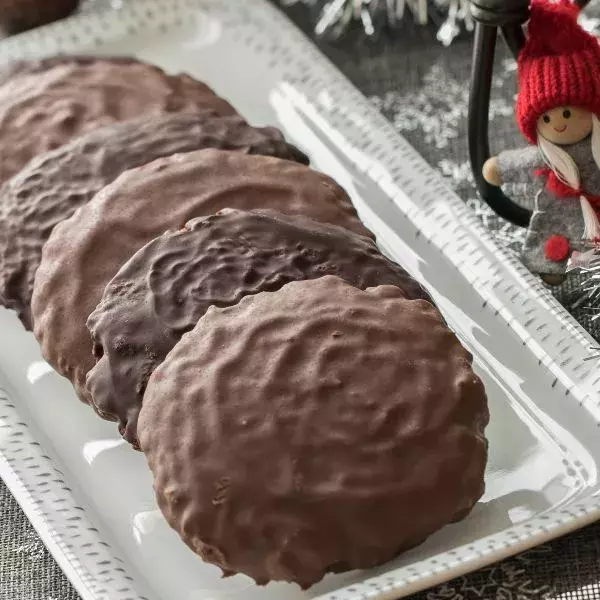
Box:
[1,2,600,600]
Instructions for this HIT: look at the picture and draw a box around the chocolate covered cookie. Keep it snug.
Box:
[0,55,236,189]
[32,149,371,405]
[138,276,489,588]
[0,112,307,329]
[87,209,429,446]
[0,0,79,34]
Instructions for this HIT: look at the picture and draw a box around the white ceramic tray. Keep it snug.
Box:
[1,1,600,599]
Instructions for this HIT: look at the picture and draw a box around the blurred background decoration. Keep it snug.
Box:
[279,0,474,44]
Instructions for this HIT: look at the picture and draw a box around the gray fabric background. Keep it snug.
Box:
[2,1,600,599]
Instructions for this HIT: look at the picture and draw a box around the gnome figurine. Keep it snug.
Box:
[483,0,600,285]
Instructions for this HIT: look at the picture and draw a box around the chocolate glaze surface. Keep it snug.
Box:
[138,276,489,589]
[32,149,371,405]
[0,112,307,329]
[0,55,236,188]
[87,209,430,447]
[0,0,79,34]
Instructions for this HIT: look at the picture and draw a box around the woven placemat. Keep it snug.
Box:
[1,2,600,599]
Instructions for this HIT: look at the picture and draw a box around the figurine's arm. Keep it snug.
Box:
[483,146,544,186]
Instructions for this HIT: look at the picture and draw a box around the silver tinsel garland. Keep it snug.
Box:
[570,256,600,325]
[280,0,473,44]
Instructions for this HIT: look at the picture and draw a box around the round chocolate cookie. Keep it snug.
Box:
[0,55,236,189]
[86,208,430,447]
[138,276,489,589]
[32,149,371,405]
[0,112,307,330]
[0,0,79,34]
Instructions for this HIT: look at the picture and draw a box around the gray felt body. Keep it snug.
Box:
[497,136,600,275]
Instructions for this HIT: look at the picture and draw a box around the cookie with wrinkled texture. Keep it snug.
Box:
[87,208,429,446]
[32,149,371,405]
[0,55,236,189]
[0,112,307,329]
[139,276,489,589]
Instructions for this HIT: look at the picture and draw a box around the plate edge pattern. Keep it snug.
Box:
[0,388,150,600]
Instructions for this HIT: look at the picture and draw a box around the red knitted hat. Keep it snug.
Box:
[516,0,600,144]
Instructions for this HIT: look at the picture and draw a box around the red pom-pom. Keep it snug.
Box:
[544,235,570,262]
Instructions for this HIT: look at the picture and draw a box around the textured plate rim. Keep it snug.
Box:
[0,388,151,600]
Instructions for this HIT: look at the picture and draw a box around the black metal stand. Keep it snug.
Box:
[467,0,591,228]
[468,22,531,227]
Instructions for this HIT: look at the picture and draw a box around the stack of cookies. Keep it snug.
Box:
[0,55,489,588]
